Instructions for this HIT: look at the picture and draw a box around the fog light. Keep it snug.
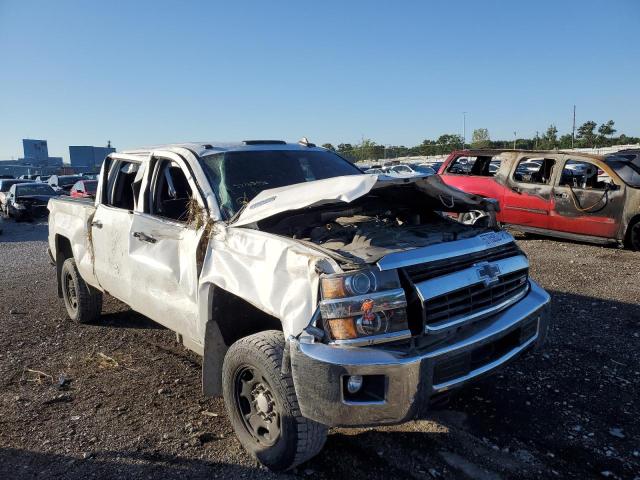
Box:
[346,375,363,394]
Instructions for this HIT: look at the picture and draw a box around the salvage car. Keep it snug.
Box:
[70,179,98,199]
[7,182,59,221]
[0,179,33,214]
[48,141,550,470]
[48,175,83,194]
[438,149,640,250]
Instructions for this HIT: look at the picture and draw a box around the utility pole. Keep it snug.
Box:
[535,131,539,149]
[571,105,576,149]
[513,131,517,149]
[462,112,467,150]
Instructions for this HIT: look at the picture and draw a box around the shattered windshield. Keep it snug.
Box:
[605,153,640,188]
[200,149,361,218]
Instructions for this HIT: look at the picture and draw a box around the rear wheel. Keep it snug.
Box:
[61,258,102,323]
[626,219,640,251]
[222,331,327,471]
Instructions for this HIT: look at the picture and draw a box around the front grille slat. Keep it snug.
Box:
[405,242,522,283]
[423,269,528,326]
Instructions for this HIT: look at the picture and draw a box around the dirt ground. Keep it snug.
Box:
[0,219,638,480]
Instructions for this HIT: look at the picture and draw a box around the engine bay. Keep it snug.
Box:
[257,183,493,265]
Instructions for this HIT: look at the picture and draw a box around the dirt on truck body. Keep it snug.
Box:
[47,140,550,470]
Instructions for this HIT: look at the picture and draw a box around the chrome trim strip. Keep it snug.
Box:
[319,288,406,320]
[415,255,529,302]
[425,284,529,332]
[376,231,515,271]
[432,327,539,392]
[329,329,412,347]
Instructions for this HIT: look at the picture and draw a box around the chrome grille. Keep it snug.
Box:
[404,242,522,283]
[424,269,529,327]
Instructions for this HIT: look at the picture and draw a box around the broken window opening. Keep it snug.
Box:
[513,158,555,185]
[148,160,194,222]
[105,160,141,210]
[559,160,612,190]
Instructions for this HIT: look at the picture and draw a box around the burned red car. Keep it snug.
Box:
[438,149,640,250]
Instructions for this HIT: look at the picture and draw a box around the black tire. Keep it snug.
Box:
[222,330,327,471]
[625,219,640,251]
[60,258,102,324]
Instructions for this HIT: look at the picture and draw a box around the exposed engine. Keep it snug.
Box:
[257,180,494,265]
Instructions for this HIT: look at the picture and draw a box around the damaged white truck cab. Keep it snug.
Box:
[48,141,551,470]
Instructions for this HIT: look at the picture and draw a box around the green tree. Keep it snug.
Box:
[321,143,335,151]
[542,124,558,149]
[597,120,616,146]
[558,134,573,149]
[577,121,598,147]
[471,128,491,148]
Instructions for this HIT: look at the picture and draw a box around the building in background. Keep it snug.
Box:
[0,139,63,177]
[69,142,115,173]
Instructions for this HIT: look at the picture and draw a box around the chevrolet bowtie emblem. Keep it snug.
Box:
[476,262,501,286]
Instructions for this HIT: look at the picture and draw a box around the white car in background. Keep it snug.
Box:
[384,164,436,178]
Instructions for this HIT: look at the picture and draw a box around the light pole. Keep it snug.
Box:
[462,112,467,150]
[513,131,517,150]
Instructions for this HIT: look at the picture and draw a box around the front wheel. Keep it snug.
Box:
[61,258,103,324]
[222,331,327,471]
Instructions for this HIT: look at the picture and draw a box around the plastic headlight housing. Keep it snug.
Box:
[319,269,410,345]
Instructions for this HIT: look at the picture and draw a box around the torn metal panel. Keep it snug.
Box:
[198,225,338,339]
[232,174,378,227]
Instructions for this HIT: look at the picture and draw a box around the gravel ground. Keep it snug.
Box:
[0,219,639,480]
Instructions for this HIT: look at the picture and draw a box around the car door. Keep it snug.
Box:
[500,156,558,229]
[439,153,507,205]
[91,157,144,303]
[549,156,625,238]
[127,153,206,342]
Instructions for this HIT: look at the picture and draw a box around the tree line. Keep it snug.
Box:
[322,120,639,162]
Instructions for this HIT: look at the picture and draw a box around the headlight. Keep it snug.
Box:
[14,203,26,210]
[319,269,410,345]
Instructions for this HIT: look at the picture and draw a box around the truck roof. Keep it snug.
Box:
[120,140,325,158]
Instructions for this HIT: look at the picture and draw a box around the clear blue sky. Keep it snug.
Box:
[1,0,638,161]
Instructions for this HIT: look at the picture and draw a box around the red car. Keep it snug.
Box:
[438,149,640,250]
[70,180,98,199]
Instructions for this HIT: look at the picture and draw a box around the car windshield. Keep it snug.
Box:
[16,184,56,196]
[84,181,98,193]
[60,177,82,186]
[200,149,361,218]
[605,154,640,188]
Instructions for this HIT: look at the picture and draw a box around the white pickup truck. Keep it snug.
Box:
[48,140,550,470]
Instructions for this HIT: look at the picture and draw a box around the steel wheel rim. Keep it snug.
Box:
[63,271,78,311]
[234,365,281,447]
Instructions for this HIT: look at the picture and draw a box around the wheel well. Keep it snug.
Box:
[213,287,282,347]
[55,235,73,297]
[202,286,283,397]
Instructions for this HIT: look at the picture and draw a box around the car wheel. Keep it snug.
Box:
[222,330,327,471]
[61,258,103,324]
[626,219,640,251]
[459,210,487,226]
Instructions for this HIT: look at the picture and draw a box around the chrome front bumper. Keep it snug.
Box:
[290,280,550,427]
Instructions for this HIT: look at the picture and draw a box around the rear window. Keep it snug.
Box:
[200,149,361,218]
[15,184,56,196]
